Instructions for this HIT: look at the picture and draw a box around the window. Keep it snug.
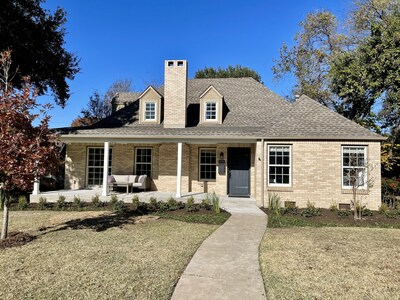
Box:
[135,148,152,177]
[342,146,367,188]
[87,147,112,186]
[268,145,291,186]
[205,102,217,120]
[199,148,216,180]
[144,102,156,120]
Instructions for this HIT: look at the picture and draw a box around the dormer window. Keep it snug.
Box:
[199,85,223,125]
[138,86,162,124]
[205,102,217,120]
[145,102,156,120]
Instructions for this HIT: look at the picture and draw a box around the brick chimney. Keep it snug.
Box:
[164,60,187,128]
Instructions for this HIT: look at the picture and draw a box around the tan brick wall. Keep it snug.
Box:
[262,141,381,210]
[156,143,190,193]
[65,140,381,210]
[164,60,187,128]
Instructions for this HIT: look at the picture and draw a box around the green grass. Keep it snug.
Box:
[260,227,400,300]
[268,214,400,229]
[154,211,230,225]
[0,211,219,299]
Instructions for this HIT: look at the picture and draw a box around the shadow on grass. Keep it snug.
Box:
[38,210,144,234]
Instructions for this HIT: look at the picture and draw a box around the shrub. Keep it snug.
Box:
[147,197,157,211]
[210,192,220,214]
[132,195,140,205]
[72,195,85,210]
[110,194,118,206]
[337,209,351,218]
[282,201,298,215]
[91,194,104,207]
[186,196,198,212]
[200,198,211,210]
[132,195,140,210]
[300,201,321,218]
[157,201,169,211]
[37,197,47,210]
[268,193,281,216]
[362,208,373,216]
[113,200,127,212]
[167,196,179,211]
[384,210,398,219]
[56,195,67,210]
[379,203,389,214]
[17,196,29,210]
[329,202,338,212]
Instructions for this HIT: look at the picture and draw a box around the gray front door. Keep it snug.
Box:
[228,148,250,197]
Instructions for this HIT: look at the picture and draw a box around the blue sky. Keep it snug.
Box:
[40,0,351,128]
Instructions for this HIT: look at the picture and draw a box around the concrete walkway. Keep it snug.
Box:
[171,196,268,300]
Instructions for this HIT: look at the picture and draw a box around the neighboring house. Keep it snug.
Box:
[57,60,384,209]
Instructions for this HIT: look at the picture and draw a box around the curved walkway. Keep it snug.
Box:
[171,197,268,300]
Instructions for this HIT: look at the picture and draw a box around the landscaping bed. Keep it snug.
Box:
[262,207,400,228]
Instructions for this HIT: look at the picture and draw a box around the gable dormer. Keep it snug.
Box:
[199,85,223,125]
[138,86,162,124]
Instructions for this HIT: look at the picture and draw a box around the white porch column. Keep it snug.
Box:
[102,141,110,196]
[176,142,182,198]
[32,178,40,195]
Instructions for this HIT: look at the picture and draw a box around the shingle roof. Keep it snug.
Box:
[58,78,384,141]
[267,95,383,140]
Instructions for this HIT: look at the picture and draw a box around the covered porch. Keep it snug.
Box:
[31,138,266,206]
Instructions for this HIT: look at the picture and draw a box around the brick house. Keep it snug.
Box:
[57,60,384,209]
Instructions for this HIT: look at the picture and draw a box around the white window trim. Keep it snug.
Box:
[143,101,157,121]
[86,147,112,187]
[204,101,218,121]
[341,146,368,189]
[135,147,152,177]
[267,145,292,187]
[199,148,217,181]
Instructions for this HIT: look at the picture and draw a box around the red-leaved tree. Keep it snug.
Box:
[0,50,60,239]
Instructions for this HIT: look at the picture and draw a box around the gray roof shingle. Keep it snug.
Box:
[58,78,384,141]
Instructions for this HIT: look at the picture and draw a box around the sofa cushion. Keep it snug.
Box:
[113,175,129,184]
[138,175,146,183]
[128,175,138,184]
[108,175,116,184]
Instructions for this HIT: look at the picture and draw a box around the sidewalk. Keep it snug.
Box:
[171,197,268,300]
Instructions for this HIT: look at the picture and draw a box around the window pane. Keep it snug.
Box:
[342,147,366,188]
[205,102,217,120]
[87,148,112,186]
[136,148,152,177]
[199,149,216,180]
[268,145,291,185]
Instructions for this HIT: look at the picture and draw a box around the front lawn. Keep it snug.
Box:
[0,211,219,299]
[260,227,400,299]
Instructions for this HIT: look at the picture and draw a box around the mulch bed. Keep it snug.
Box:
[261,207,400,227]
[0,231,37,249]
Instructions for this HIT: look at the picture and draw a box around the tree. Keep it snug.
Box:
[274,0,400,133]
[71,79,133,127]
[330,0,400,131]
[0,50,60,239]
[195,65,262,83]
[0,0,80,107]
[272,11,348,107]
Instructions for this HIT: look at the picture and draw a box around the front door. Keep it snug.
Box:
[228,147,251,197]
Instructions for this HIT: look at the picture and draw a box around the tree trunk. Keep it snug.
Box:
[1,196,9,240]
